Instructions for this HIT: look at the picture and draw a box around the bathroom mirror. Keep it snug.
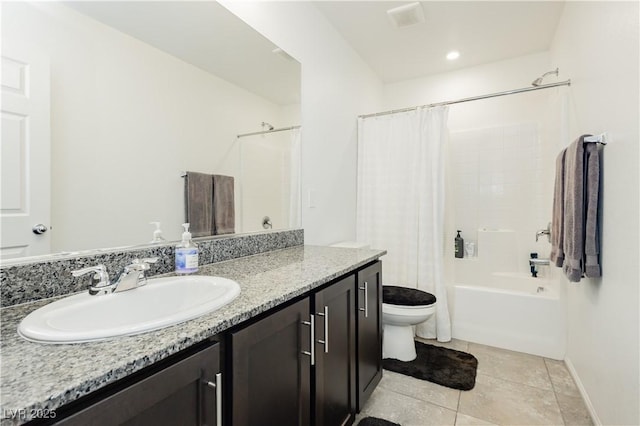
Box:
[1,1,301,261]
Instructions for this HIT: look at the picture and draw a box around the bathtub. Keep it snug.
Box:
[451,272,566,359]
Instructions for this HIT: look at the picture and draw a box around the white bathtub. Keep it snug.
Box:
[451,273,566,359]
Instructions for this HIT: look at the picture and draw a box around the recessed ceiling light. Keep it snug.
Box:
[446,51,460,60]
[387,2,425,28]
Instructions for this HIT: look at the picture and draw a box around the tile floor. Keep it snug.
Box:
[356,338,593,426]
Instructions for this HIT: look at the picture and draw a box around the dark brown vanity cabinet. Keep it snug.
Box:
[228,297,312,426]
[228,277,357,426]
[313,275,357,426]
[356,261,383,411]
[228,263,381,426]
[55,341,222,426]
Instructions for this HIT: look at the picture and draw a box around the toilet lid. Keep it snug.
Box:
[383,286,436,306]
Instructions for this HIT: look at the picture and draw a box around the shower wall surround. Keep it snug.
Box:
[449,122,554,270]
[0,229,303,308]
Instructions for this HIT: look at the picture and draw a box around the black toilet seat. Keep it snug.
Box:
[383,285,437,306]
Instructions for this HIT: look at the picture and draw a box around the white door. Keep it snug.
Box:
[1,40,51,259]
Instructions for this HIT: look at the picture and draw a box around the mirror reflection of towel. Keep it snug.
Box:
[185,171,214,237]
[213,175,235,235]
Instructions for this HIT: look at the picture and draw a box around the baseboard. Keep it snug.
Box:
[564,357,602,426]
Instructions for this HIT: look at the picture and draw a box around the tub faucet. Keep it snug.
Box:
[535,223,551,242]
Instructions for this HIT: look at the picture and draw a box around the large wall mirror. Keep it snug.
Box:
[1,1,301,261]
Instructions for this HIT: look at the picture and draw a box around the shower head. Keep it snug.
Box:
[532,68,559,86]
[261,121,275,131]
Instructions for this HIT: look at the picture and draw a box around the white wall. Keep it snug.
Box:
[381,51,553,129]
[220,1,384,245]
[3,2,288,251]
[550,2,639,424]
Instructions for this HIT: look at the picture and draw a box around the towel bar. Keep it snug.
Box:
[583,133,608,144]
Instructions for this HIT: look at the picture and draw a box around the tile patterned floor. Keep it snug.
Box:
[356,338,593,426]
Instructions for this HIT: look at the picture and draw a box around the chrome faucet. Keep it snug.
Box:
[114,258,158,292]
[535,223,551,242]
[529,256,550,278]
[72,258,158,295]
[71,264,112,295]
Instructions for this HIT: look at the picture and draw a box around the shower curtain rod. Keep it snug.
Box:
[237,125,301,139]
[358,80,571,119]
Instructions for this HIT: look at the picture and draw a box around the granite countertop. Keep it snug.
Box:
[0,245,385,425]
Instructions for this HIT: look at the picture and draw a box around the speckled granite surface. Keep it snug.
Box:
[1,229,303,308]
[0,245,385,425]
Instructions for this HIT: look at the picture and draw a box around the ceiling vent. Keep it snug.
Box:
[387,2,425,28]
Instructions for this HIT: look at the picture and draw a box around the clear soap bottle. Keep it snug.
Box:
[150,221,166,243]
[175,223,199,274]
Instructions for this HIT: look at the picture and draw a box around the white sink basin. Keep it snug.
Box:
[18,275,240,344]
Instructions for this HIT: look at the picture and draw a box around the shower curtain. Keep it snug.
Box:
[356,106,451,341]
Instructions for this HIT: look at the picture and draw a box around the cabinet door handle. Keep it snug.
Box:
[301,314,315,365]
[316,306,329,353]
[359,281,369,318]
[205,372,223,426]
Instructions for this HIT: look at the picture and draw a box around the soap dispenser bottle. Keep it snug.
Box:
[454,230,464,258]
[175,223,198,274]
[150,222,166,243]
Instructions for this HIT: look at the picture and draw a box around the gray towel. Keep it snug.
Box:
[550,148,566,267]
[213,175,235,235]
[583,143,601,278]
[561,135,602,282]
[562,136,587,282]
[184,171,214,237]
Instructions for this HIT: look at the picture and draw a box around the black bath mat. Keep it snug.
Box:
[358,417,401,426]
[382,342,478,390]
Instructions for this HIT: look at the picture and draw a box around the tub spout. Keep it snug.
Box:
[529,258,550,277]
[529,258,550,266]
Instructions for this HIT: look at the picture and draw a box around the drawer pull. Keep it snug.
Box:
[205,372,223,426]
[359,281,369,318]
[301,314,315,365]
[317,306,329,353]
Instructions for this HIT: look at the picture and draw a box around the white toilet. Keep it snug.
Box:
[328,242,436,362]
[382,286,437,362]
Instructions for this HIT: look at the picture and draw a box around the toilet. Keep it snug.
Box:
[382,286,436,362]
[328,242,436,362]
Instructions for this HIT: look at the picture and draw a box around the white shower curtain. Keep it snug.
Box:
[356,106,451,341]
